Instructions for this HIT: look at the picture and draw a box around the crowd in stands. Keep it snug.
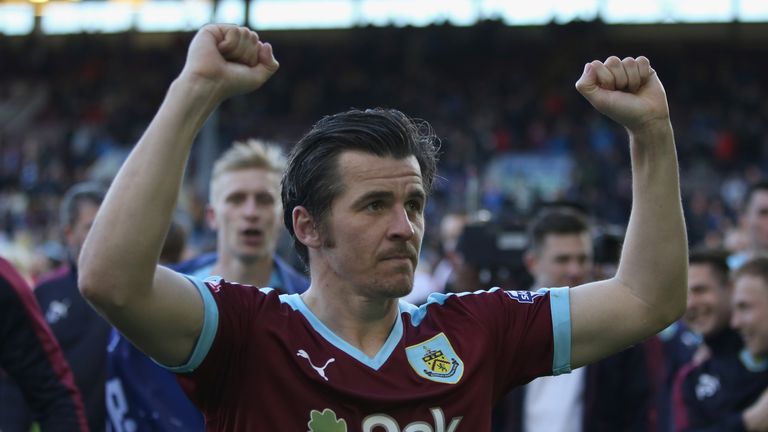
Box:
[2,22,767,279]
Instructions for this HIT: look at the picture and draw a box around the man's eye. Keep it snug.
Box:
[227,194,245,204]
[407,200,423,212]
[366,201,382,211]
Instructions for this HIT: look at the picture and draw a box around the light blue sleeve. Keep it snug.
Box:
[546,287,572,375]
[153,275,220,373]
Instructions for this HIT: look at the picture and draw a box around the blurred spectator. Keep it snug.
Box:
[33,182,110,431]
[672,249,739,431]
[675,256,768,431]
[0,256,88,431]
[729,182,768,269]
[494,208,653,432]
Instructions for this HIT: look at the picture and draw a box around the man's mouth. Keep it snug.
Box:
[241,228,263,243]
[381,253,417,268]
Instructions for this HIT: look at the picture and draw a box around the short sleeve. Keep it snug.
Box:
[163,276,277,412]
[157,275,220,373]
[493,287,571,385]
[414,287,571,394]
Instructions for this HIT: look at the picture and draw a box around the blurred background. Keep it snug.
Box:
[1,0,767,282]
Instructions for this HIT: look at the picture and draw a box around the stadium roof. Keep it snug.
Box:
[1,0,768,35]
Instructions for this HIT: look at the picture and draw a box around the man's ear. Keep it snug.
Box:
[292,206,322,249]
[205,204,218,231]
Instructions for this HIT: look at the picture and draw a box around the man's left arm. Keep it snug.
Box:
[569,56,687,368]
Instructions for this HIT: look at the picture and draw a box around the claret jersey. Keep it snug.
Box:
[165,277,571,431]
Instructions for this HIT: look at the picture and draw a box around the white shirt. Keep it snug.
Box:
[523,366,586,432]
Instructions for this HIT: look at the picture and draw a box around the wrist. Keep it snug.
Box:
[173,71,228,103]
[167,76,224,130]
[627,117,673,140]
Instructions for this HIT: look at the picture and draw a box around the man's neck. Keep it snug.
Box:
[300,282,399,359]
[211,254,274,287]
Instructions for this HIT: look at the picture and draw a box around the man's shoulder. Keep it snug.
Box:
[400,288,547,325]
[173,251,217,275]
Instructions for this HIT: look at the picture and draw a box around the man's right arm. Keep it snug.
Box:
[78,25,278,366]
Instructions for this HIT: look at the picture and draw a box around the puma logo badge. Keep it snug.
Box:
[297,349,335,381]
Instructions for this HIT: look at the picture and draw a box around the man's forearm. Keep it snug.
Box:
[79,77,220,307]
[616,120,687,324]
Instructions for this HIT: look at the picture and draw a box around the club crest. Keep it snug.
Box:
[406,333,464,384]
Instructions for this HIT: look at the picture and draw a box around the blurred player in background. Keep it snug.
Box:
[495,208,653,432]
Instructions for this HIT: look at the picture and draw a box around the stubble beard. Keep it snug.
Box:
[368,266,414,299]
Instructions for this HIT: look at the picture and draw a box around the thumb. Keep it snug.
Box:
[254,42,280,77]
[575,63,602,105]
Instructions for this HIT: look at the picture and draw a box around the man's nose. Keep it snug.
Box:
[243,197,261,218]
[388,207,415,240]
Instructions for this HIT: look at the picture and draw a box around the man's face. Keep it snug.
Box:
[744,190,768,251]
[526,233,593,288]
[732,274,768,358]
[207,168,282,263]
[66,200,100,263]
[684,263,731,338]
[312,151,425,299]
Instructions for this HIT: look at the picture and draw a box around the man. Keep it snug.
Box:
[79,25,687,429]
[0,256,88,431]
[729,182,768,269]
[5,182,112,432]
[173,139,307,289]
[683,249,735,361]
[106,139,309,430]
[709,256,768,431]
[494,209,652,431]
[672,249,750,431]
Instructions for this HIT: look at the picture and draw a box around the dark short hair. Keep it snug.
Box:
[743,181,768,211]
[689,247,730,286]
[160,219,187,265]
[527,208,590,254]
[281,108,440,265]
[733,256,768,287]
[59,182,107,228]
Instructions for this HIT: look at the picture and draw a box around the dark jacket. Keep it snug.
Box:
[675,329,768,432]
[33,262,111,432]
[493,341,654,432]
[0,257,89,432]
